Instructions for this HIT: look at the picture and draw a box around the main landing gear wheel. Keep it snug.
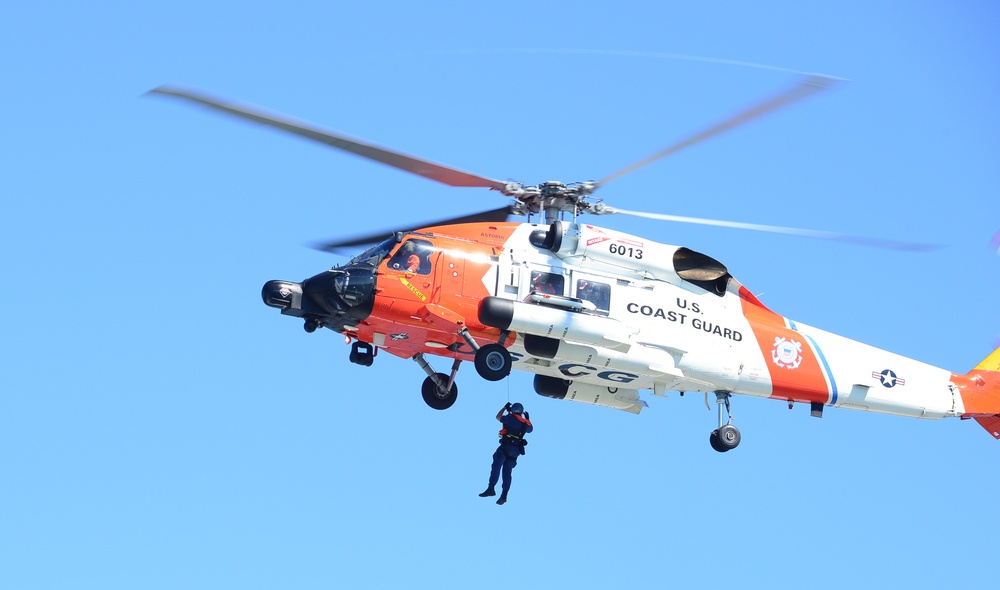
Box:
[474,343,511,381]
[421,373,458,410]
[710,424,741,453]
[709,430,726,453]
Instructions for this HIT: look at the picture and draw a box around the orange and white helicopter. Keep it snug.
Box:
[151,77,1000,452]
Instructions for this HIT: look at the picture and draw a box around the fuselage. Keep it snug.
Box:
[266,220,967,421]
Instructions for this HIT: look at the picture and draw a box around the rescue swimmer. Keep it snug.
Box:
[479,402,533,505]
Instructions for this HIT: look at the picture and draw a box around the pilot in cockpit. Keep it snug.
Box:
[390,240,430,274]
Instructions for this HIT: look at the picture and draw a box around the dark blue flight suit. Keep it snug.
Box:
[482,411,533,505]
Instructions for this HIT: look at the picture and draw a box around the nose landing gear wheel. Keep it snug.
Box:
[474,343,511,381]
[421,373,458,410]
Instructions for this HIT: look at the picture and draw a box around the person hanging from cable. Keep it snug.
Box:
[479,402,533,505]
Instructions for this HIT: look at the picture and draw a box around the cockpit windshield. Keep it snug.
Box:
[346,236,398,268]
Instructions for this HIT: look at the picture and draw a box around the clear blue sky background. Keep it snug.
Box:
[3,2,999,588]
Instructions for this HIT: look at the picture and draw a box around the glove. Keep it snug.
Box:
[504,402,512,411]
[524,411,529,420]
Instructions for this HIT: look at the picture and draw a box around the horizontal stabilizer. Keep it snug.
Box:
[974,417,1000,440]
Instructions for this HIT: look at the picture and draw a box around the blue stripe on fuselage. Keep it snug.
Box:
[788,320,838,405]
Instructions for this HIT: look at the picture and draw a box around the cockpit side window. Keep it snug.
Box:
[576,279,611,316]
[387,238,434,275]
[529,270,564,296]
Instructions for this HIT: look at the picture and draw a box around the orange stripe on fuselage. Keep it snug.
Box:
[738,286,831,405]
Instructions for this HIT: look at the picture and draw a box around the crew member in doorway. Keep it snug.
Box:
[479,402,533,505]
[530,271,559,295]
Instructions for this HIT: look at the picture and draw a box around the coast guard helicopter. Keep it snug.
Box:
[150,77,1000,452]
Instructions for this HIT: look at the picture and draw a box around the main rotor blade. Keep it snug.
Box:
[602,207,941,251]
[596,74,840,188]
[312,206,514,252]
[148,85,509,191]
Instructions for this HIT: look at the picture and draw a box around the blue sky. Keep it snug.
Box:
[3,1,999,588]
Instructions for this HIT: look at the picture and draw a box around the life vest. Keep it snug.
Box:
[499,414,532,444]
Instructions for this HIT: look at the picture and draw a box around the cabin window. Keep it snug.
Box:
[576,279,611,316]
[387,238,434,275]
[529,270,564,296]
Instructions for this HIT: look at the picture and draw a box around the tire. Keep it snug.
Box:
[709,430,728,453]
[717,424,741,450]
[421,373,457,410]
[474,343,512,381]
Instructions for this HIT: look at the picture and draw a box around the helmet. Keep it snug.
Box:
[510,402,524,415]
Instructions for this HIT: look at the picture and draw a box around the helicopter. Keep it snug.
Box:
[150,76,1000,452]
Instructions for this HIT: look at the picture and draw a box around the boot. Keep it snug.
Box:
[478,487,496,497]
[496,492,508,505]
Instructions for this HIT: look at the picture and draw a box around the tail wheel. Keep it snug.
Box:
[710,392,741,453]
[421,373,457,410]
[474,343,512,381]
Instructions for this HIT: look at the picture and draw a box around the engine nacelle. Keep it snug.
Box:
[559,223,731,295]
